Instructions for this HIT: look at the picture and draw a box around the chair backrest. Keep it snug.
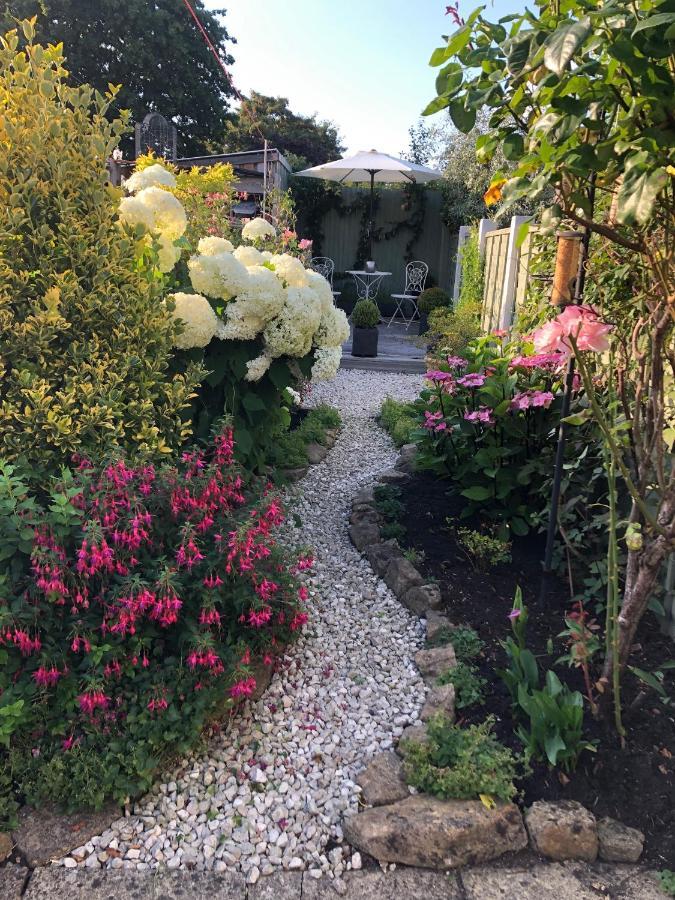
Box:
[405,260,429,295]
[310,256,335,286]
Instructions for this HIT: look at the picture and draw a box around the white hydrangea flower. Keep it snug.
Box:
[306,270,335,314]
[135,186,187,240]
[233,245,264,267]
[260,250,273,261]
[242,217,276,242]
[169,293,219,349]
[188,251,249,301]
[315,305,350,349]
[156,233,182,274]
[124,163,177,193]
[118,195,155,232]
[244,353,273,382]
[269,253,309,288]
[216,300,264,341]
[197,236,234,255]
[311,347,342,381]
[263,286,322,358]
[236,266,286,322]
[286,387,301,405]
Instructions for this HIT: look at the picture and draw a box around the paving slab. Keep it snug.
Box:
[249,871,302,899]
[0,863,30,899]
[12,803,119,866]
[461,862,601,900]
[461,861,671,900]
[302,868,462,899]
[23,867,247,899]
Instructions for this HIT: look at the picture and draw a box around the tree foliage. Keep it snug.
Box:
[0,0,236,154]
[224,92,344,168]
[425,0,675,707]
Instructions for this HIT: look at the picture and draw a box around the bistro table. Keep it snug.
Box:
[346,269,392,303]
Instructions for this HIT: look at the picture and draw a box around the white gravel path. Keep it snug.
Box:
[62,369,426,886]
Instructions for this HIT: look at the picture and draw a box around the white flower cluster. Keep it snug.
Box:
[169,293,219,349]
[123,163,177,193]
[119,163,186,274]
[241,217,276,242]
[186,239,348,382]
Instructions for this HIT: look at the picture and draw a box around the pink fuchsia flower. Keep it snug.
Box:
[33,665,61,688]
[78,690,109,716]
[464,406,495,425]
[446,355,468,369]
[230,676,257,698]
[457,373,486,388]
[298,238,313,250]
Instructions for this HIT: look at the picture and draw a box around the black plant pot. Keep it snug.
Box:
[352,326,379,357]
[418,311,429,335]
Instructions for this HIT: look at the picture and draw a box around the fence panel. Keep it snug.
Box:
[481,227,510,331]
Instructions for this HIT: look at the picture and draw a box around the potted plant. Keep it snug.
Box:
[418,287,452,335]
[351,299,380,357]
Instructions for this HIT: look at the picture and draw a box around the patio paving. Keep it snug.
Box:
[341,322,426,374]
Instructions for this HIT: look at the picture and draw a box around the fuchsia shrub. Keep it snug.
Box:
[0,427,310,814]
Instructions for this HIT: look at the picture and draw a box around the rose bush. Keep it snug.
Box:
[0,425,311,820]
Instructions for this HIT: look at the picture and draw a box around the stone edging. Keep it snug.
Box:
[282,426,340,482]
[345,443,648,872]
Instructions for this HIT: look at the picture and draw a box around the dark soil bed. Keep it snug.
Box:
[398,473,675,869]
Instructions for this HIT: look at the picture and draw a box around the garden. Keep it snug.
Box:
[0,2,674,898]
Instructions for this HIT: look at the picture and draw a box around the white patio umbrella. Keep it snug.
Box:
[295,149,442,260]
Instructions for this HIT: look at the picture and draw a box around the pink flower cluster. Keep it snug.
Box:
[533,305,612,355]
[423,410,447,433]
[464,407,495,425]
[509,352,567,371]
[457,373,486,388]
[446,356,468,369]
[510,390,555,411]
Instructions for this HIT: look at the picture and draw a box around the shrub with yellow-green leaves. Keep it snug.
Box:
[0,21,200,482]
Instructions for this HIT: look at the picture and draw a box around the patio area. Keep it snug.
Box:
[341,321,426,374]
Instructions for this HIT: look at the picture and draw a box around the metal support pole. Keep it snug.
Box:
[368,170,375,261]
[262,139,268,217]
[542,224,594,572]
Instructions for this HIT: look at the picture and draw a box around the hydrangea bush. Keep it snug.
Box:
[118,159,348,468]
[412,333,569,535]
[0,426,311,819]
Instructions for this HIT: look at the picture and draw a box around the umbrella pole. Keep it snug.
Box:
[368,170,374,261]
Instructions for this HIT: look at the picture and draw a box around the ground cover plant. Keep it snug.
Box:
[402,715,525,802]
[266,404,341,471]
[379,397,418,448]
[0,425,311,825]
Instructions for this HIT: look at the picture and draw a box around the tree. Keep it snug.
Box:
[224,92,344,168]
[0,0,236,155]
[425,0,674,713]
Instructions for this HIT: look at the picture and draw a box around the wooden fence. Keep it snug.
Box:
[454,216,537,331]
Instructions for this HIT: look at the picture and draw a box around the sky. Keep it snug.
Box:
[204,0,522,159]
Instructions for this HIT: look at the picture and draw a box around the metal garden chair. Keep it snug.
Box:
[310,256,341,302]
[388,260,428,329]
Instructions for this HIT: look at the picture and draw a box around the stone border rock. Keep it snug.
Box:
[283,427,340,482]
[345,443,649,873]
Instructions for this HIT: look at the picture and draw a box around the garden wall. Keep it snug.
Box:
[320,187,457,294]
